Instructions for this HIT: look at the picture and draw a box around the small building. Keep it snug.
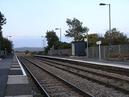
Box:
[72,41,86,56]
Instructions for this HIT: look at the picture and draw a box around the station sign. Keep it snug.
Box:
[96,41,101,45]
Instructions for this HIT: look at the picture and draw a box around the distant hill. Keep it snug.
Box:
[14,47,43,52]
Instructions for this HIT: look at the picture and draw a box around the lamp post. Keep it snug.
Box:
[7,36,12,41]
[41,36,45,50]
[55,28,61,41]
[7,36,14,54]
[5,36,14,54]
[8,36,12,38]
[84,32,88,58]
[99,3,111,47]
[7,36,12,55]
[7,36,12,43]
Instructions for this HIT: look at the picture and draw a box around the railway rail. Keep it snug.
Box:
[36,57,129,94]
[35,55,129,76]
[32,55,129,97]
[19,56,93,97]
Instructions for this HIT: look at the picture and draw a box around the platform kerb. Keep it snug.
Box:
[4,56,32,97]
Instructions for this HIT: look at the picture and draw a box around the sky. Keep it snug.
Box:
[0,0,129,48]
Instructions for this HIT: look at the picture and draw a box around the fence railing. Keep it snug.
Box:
[87,44,129,60]
[48,44,129,60]
[48,49,72,56]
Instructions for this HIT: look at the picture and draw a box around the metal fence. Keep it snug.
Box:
[48,49,72,56]
[87,44,129,60]
[48,44,129,60]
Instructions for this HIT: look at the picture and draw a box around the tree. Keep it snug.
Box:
[104,28,129,45]
[0,11,6,38]
[65,18,89,41]
[0,12,12,54]
[58,42,71,49]
[0,38,12,53]
[88,33,100,46]
[45,30,59,49]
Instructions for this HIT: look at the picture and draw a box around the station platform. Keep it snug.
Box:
[36,55,129,69]
[0,56,12,97]
[0,55,32,97]
[72,57,129,69]
[68,56,129,66]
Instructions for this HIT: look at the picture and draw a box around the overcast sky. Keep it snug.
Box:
[0,0,129,48]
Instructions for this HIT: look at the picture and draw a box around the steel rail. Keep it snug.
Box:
[35,55,129,76]
[38,57,129,83]
[18,57,51,97]
[22,57,94,97]
[35,57,129,94]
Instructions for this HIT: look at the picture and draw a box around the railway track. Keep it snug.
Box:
[36,56,129,76]
[31,56,129,96]
[35,57,129,94]
[19,56,93,97]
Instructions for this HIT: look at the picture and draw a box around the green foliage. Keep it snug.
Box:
[88,33,100,46]
[45,30,59,54]
[65,18,89,41]
[45,30,59,49]
[44,30,72,54]
[0,38,12,53]
[0,11,6,38]
[58,42,71,49]
[86,28,129,46]
[0,11,12,54]
[104,28,129,45]
[44,46,49,54]
[83,29,129,47]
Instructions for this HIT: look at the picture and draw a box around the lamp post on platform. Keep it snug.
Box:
[41,36,45,50]
[84,32,88,58]
[99,3,112,47]
[55,28,61,42]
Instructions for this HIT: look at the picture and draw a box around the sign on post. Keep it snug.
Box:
[96,41,102,60]
[96,41,101,45]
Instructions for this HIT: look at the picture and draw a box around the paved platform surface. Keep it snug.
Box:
[0,56,13,97]
[0,55,45,97]
[68,56,129,66]
[37,55,129,69]
[4,55,32,97]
